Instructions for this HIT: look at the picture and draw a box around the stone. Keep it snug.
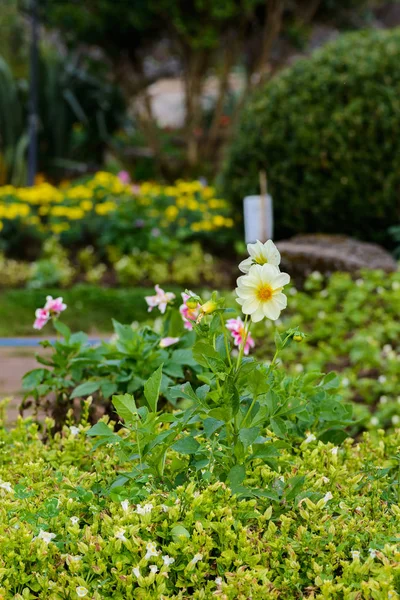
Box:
[276,234,397,278]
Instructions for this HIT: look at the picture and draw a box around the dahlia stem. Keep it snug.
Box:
[219,313,232,368]
[235,314,250,372]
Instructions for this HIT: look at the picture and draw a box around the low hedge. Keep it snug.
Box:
[0,416,399,599]
[222,28,400,245]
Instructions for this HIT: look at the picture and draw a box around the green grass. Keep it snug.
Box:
[0,285,186,336]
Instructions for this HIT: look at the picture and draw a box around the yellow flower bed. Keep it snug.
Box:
[0,173,233,238]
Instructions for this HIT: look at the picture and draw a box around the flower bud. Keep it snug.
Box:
[186,297,199,309]
[200,300,218,315]
[293,334,303,342]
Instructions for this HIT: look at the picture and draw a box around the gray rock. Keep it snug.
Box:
[277,234,398,278]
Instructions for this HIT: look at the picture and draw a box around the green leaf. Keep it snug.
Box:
[53,320,71,340]
[171,525,190,541]
[112,394,137,423]
[22,369,47,389]
[172,436,200,455]
[71,380,101,399]
[101,381,118,399]
[144,364,163,412]
[227,464,246,489]
[87,422,113,437]
[239,427,260,450]
[203,417,224,438]
[270,417,287,438]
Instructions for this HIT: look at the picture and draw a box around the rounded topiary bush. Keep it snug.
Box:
[222,28,400,246]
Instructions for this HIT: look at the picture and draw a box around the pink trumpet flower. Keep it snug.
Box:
[145,285,175,314]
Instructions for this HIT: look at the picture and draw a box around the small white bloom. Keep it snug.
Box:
[379,395,388,404]
[239,239,281,274]
[392,281,400,290]
[331,447,338,456]
[383,344,393,354]
[70,426,80,436]
[0,482,13,493]
[378,375,387,384]
[370,417,379,427]
[193,491,200,498]
[355,278,364,286]
[339,501,347,509]
[320,289,328,297]
[70,555,82,563]
[289,287,297,296]
[294,364,304,373]
[132,566,141,578]
[392,415,400,425]
[304,433,316,444]
[215,577,223,586]
[76,587,88,598]
[341,377,350,387]
[160,504,170,513]
[149,565,159,574]
[323,492,333,503]
[189,553,203,566]
[355,506,363,513]
[136,503,153,515]
[121,500,129,512]
[376,286,384,295]
[351,550,360,560]
[322,476,330,483]
[145,542,159,560]
[36,530,56,544]
[162,554,175,566]
[318,310,326,319]
[236,263,290,322]
[368,548,377,559]
[115,528,127,542]
[70,516,79,525]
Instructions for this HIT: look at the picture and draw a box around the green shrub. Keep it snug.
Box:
[0,415,399,598]
[222,28,400,245]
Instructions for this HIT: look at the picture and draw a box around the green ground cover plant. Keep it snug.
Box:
[0,413,399,599]
[1,239,400,598]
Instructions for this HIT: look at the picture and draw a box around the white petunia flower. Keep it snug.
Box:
[145,542,159,560]
[0,482,13,493]
[121,500,129,512]
[369,548,377,559]
[162,554,175,566]
[36,530,56,544]
[136,503,153,515]
[189,553,203,567]
[132,566,141,578]
[239,239,281,274]
[236,263,290,322]
[149,565,159,574]
[70,426,80,436]
[115,529,127,542]
[304,433,316,444]
[215,577,223,586]
[351,550,360,560]
[323,492,333,503]
[76,587,88,598]
[70,516,79,525]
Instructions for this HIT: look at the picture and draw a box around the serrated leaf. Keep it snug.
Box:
[144,364,163,412]
[71,380,101,399]
[87,421,114,437]
[172,436,200,454]
[112,394,137,423]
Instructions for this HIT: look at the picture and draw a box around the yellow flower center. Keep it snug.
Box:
[256,283,273,302]
[254,254,268,265]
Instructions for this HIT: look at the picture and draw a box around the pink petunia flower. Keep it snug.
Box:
[145,285,175,314]
[179,292,201,331]
[226,317,255,355]
[117,170,130,184]
[159,337,180,348]
[33,308,50,331]
[44,296,67,316]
